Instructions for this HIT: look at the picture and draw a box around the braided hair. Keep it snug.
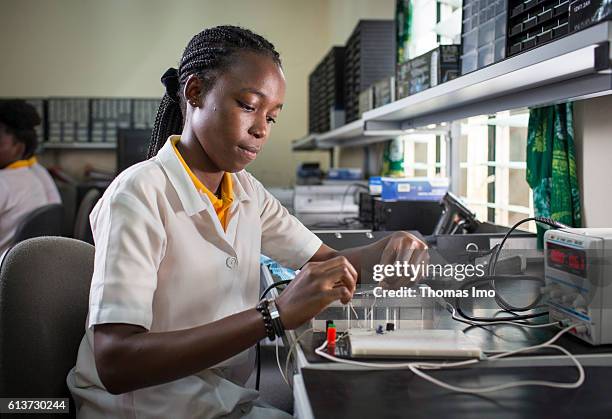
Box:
[148,25,281,158]
[0,99,41,159]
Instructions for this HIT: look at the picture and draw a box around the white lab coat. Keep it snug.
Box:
[67,136,321,419]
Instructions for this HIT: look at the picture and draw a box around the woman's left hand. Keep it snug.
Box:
[379,231,429,289]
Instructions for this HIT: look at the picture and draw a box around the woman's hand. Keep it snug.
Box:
[379,231,429,289]
[275,256,357,330]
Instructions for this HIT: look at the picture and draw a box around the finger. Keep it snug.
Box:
[402,231,429,249]
[321,256,358,278]
[396,240,418,265]
[400,240,428,265]
[379,242,400,266]
[405,245,431,283]
[326,264,357,294]
[408,245,429,267]
[345,258,358,278]
[414,250,431,283]
[325,286,352,305]
[412,247,430,268]
[322,259,357,283]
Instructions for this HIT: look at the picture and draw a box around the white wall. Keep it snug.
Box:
[0,0,394,185]
[573,95,612,228]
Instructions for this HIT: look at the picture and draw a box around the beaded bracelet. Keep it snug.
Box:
[255,300,276,341]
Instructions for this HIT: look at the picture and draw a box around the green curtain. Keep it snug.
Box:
[396,0,412,64]
[382,138,405,177]
[526,103,581,247]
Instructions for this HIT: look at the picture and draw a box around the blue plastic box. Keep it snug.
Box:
[327,167,363,180]
[380,177,449,201]
[369,176,383,195]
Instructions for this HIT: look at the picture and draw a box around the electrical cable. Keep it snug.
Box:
[314,323,584,394]
[444,301,560,329]
[408,343,583,393]
[261,217,569,390]
[347,289,378,329]
[337,183,369,225]
[275,337,289,386]
[488,216,568,312]
[455,304,548,324]
[260,280,292,301]
[283,328,318,389]
[255,341,261,390]
[452,275,548,322]
[255,279,292,391]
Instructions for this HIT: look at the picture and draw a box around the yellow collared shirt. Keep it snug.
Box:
[170,137,233,230]
[69,136,322,419]
[5,156,37,170]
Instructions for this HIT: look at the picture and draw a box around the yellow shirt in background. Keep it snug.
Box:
[170,137,233,230]
[5,156,37,170]
[0,156,61,257]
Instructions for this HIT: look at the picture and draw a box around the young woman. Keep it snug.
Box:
[67,25,426,419]
[0,100,61,257]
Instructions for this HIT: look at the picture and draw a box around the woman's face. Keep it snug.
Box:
[187,51,286,173]
[0,125,24,169]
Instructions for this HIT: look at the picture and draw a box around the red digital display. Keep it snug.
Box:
[547,243,587,277]
[568,254,585,271]
[549,249,566,265]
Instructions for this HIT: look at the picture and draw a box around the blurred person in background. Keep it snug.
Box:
[0,99,61,257]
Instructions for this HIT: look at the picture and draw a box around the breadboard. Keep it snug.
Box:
[349,329,482,359]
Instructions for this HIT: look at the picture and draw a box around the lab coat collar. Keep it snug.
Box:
[156,136,250,217]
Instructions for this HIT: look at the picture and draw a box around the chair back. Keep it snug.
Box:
[73,189,100,244]
[13,203,64,243]
[0,237,94,416]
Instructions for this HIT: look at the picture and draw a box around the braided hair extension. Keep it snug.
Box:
[147,25,282,158]
[0,99,41,159]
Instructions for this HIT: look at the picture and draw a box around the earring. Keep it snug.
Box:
[190,100,198,107]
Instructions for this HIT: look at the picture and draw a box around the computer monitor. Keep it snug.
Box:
[117,129,152,174]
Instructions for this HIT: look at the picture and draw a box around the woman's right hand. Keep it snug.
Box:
[274,256,357,330]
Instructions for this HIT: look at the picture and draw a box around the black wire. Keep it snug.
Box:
[255,279,292,391]
[493,309,532,324]
[488,216,568,312]
[255,341,261,390]
[489,216,568,276]
[260,280,292,300]
[455,301,549,322]
[452,274,548,322]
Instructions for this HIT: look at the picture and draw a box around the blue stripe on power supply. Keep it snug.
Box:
[545,275,589,293]
[546,239,585,250]
[549,301,591,322]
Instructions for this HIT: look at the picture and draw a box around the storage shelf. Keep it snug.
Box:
[292,120,401,150]
[317,119,405,148]
[42,142,117,150]
[365,21,612,130]
[292,119,448,149]
[297,21,612,150]
[318,119,409,148]
[292,134,323,151]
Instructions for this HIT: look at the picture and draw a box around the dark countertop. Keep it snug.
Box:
[302,366,612,419]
